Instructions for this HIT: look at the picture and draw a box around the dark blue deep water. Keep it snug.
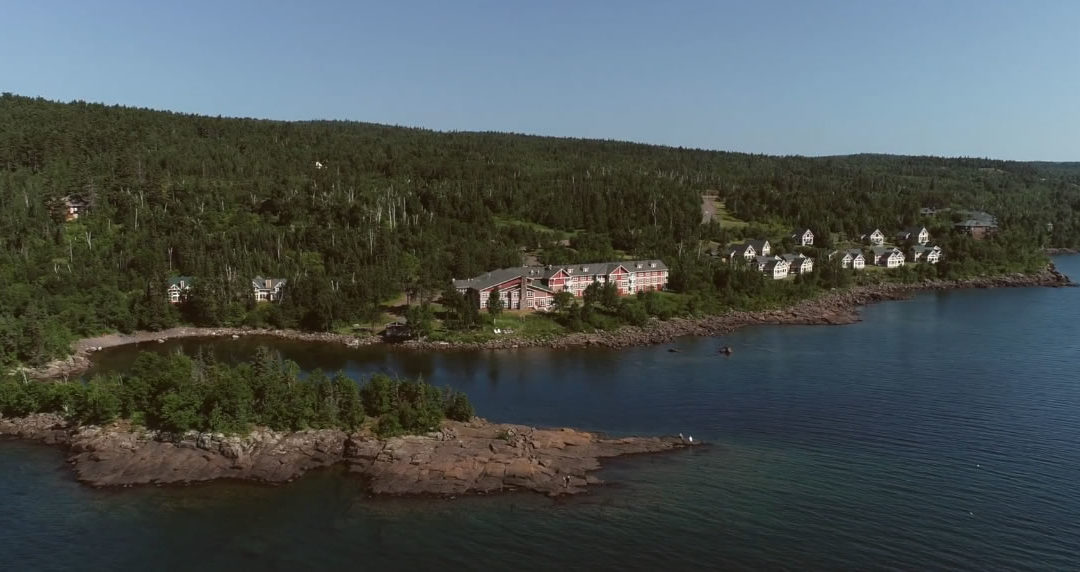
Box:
[4,257,1080,571]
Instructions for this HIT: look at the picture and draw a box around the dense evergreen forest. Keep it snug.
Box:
[0,350,474,436]
[2,94,1078,366]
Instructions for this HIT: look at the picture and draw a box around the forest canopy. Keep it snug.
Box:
[0,349,474,437]
[1,94,1078,365]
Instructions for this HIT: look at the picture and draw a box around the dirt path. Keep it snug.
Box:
[701,193,717,224]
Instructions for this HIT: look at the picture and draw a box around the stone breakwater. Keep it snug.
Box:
[24,266,1072,379]
[0,414,695,496]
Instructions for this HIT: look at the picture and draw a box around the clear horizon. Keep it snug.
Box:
[3,0,1078,162]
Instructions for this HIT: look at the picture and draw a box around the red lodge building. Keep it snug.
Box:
[452,260,669,311]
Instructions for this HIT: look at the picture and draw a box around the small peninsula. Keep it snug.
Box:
[0,414,693,496]
[0,351,695,496]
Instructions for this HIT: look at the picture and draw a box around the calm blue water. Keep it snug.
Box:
[4,257,1080,571]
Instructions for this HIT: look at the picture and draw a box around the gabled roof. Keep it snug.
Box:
[862,228,883,235]
[747,239,770,252]
[726,243,755,257]
[754,255,778,265]
[792,228,813,237]
[625,259,668,272]
[782,254,812,266]
[912,244,941,254]
[252,276,288,290]
[902,226,928,235]
[763,259,788,272]
[556,261,636,277]
[956,210,997,224]
[846,249,865,258]
[955,219,998,228]
[168,276,194,288]
[870,246,901,257]
[526,282,555,294]
[64,196,90,208]
[452,267,529,291]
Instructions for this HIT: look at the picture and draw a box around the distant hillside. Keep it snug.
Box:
[1,93,1077,365]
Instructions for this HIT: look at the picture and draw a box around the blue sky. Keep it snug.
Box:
[2,0,1077,160]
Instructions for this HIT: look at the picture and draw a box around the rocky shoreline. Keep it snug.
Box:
[25,265,1072,379]
[0,414,696,496]
[404,265,1074,351]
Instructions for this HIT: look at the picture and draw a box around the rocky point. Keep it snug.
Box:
[0,414,696,497]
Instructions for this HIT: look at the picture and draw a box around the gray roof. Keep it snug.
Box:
[754,255,777,265]
[168,276,194,288]
[862,228,883,236]
[527,282,555,294]
[252,276,287,290]
[955,219,998,228]
[956,210,997,224]
[870,246,901,256]
[552,260,666,277]
[793,228,813,236]
[763,260,787,272]
[454,259,667,291]
[902,226,928,235]
[846,249,864,258]
[727,243,754,256]
[558,262,623,277]
[452,267,530,291]
[625,259,668,272]
[912,245,941,253]
[782,253,812,266]
[747,239,770,252]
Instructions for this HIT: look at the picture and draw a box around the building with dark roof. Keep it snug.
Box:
[452,259,669,311]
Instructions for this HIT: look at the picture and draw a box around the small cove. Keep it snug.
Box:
[3,256,1079,570]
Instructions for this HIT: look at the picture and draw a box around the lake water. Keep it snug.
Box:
[4,257,1080,570]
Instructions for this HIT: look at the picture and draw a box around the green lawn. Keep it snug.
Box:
[427,311,567,343]
[715,200,749,229]
[493,215,577,238]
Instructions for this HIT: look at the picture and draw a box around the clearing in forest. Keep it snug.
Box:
[701,194,749,229]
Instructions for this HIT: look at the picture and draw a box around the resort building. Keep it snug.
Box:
[782,253,814,275]
[453,260,668,311]
[861,229,886,246]
[725,243,757,261]
[747,239,772,257]
[870,246,906,268]
[911,245,942,264]
[253,276,288,302]
[762,258,789,280]
[167,276,194,304]
[955,219,998,239]
[896,226,931,245]
[792,228,814,246]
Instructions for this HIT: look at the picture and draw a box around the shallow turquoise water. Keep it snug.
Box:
[4,257,1080,570]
